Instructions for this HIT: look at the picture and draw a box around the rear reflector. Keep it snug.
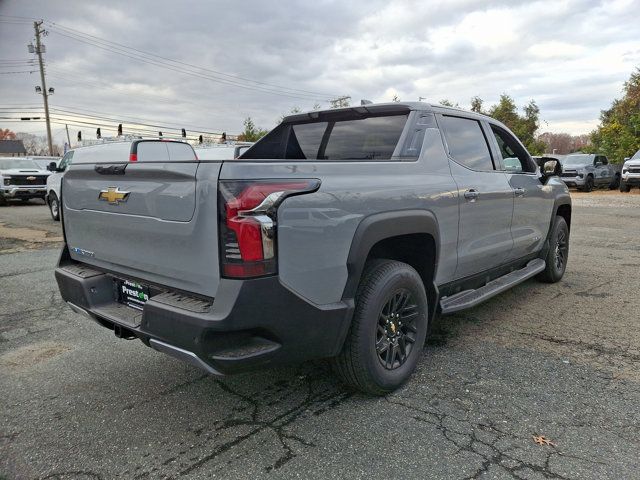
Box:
[218,179,320,278]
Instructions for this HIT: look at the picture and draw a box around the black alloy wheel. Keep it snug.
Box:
[376,289,419,370]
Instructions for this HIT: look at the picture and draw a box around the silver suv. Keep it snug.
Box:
[54,103,571,394]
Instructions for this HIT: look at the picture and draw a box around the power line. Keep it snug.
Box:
[47,21,340,98]
[47,28,328,101]
[45,26,341,102]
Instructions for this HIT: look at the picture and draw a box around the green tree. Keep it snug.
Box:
[237,117,269,142]
[483,94,546,155]
[439,99,459,108]
[470,96,484,113]
[590,68,640,163]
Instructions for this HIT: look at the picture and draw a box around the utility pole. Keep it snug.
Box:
[33,21,53,156]
[65,124,71,146]
[329,96,351,109]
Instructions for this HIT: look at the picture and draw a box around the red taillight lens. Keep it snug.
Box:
[219,179,320,278]
[129,153,138,162]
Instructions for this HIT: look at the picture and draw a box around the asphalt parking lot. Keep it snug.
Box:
[1,192,639,480]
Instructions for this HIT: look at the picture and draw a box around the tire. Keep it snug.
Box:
[0,196,6,206]
[584,175,594,192]
[620,181,631,193]
[609,175,620,190]
[331,259,429,395]
[48,193,60,221]
[537,216,569,283]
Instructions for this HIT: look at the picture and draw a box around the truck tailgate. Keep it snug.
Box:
[62,162,222,298]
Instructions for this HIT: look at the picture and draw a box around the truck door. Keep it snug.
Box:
[594,155,611,185]
[485,123,555,261]
[437,114,514,279]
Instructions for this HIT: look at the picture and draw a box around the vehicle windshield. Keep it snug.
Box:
[632,149,640,160]
[563,155,592,166]
[0,158,41,170]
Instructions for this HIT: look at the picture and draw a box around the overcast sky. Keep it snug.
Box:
[1,0,639,145]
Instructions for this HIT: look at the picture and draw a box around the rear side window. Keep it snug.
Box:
[241,114,408,161]
[136,141,196,162]
[440,115,494,171]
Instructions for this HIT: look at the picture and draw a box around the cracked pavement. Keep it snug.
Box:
[1,192,639,479]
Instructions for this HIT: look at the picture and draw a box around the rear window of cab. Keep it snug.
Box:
[241,113,414,161]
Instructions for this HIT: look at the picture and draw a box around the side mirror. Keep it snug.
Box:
[624,157,630,162]
[47,161,57,171]
[543,159,561,176]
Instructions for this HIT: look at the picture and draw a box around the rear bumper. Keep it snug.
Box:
[0,186,47,198]
[55,246,353,375]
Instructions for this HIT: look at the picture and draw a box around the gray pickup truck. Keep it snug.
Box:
[560,153,621,191]
[54,103,571,394]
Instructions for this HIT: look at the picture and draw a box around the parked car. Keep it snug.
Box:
[46,150,74,220]
[193,142,254,160]
[560,153,621,191]
[620,149,640,192]
[0,157,51,205]
[54,103,571,394]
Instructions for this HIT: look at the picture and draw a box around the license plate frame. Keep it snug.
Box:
[116,278,150,310]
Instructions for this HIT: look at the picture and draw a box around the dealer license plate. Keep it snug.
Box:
[116,278,150,310]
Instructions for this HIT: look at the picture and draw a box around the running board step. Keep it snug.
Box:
[440,259,546,314]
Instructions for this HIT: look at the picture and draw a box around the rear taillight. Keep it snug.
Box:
[219,179,320,278]
[129,153,138,162]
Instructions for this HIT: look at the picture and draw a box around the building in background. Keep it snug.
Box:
[0,140,27,157]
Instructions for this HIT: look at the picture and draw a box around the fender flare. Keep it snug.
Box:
[541,195,572,258]
[341,209,441,301]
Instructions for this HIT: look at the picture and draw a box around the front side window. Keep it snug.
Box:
[241,113,409,161]
[440,116,494,171]
[59,151,74,170]
[489,125,535,173]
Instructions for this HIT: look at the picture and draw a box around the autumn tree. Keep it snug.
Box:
[590,67,640,163]
[237,117,269,142]
[0,129,17,140]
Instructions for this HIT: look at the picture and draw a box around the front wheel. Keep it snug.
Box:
[620,181,631,193]
[537,216,569,283]
[609,175,620,190]
[584,176,594,192]
[331,260,429,395]
[48,193,60,221]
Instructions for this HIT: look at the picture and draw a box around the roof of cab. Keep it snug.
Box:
[282,101,495,124]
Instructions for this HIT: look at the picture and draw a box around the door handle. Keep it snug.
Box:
[464,189,479,201]
[514,187,525,197]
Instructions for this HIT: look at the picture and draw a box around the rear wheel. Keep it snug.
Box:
[331,260,429,395]
[48,193,60,221]
[537,216,569,283]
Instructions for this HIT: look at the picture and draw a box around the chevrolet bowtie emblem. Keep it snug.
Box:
[98,186,130,205]
[26,176,36,181]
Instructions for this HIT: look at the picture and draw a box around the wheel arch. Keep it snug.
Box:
[341,210,440,322]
